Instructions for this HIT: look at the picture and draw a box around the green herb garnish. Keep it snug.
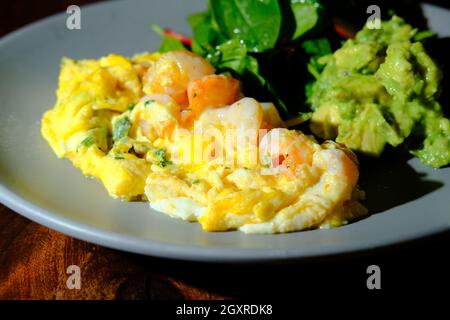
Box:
[112,116,131,142]
[144,99,156,107]
[79,136,94,148]
[153,148,172,167]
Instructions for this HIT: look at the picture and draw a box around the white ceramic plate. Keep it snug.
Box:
[0,0,449,262]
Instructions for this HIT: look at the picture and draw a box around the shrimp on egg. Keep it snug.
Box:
[42,49,368,234]
[198,97,264,131]
[129,94,180,141]
[259,128,316,173]
[141,51,242,128]
[240,134,366,233]
[142,50,215,107]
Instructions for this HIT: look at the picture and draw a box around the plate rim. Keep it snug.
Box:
[2,181,449,263]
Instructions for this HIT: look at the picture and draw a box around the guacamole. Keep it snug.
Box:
[309,16,450,168]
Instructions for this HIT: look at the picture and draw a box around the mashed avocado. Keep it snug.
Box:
[310,16,450,168]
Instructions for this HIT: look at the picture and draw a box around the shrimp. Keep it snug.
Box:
[183,75,240,126]
[259,128,315,170]
[240,145,361,234]
[143,51,215,107]
[198,97,263,131]
[260,102,284,129]
[130,94,180,140]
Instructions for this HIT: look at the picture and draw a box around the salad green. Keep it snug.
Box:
[155,0,330,114]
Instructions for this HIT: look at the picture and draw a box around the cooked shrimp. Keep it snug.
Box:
[183,75,240,126]
[130,94,180,140]
[143,51,215,106]
[198,97,263,131]
[260,102,284,129]
[240,146,360,233]
[260,128,315,170]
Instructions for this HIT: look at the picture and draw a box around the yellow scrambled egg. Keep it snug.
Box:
[41,50,367,233]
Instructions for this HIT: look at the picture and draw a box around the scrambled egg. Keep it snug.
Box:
[41,50,367,233]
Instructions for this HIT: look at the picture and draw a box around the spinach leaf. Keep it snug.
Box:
[153,0,329,116]
[302,38,332,100]
[188,12,225,55]
[302,37,331,57]
[152,24,186,52]
[302,37,332,77]
[290,0,323,40]
[208,38,250,73]
[208,38,288,112]
[209,0,282,52]
[159,37,186,52]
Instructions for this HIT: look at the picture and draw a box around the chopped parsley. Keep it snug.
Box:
[153,148,172,167]
[128,103,136,111]
[79,136,94,148]
[192,179,200,184]
[112,116,131,142]
[144,99,155,107]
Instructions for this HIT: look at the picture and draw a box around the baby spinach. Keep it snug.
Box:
[152,24,186,52]
[159,37,186,52]
[189,12,225,55]
[153,0,329,117]
[209,0,282,53]
[302,37,332,73]
[290,0,323,40]
[207,38,287,111]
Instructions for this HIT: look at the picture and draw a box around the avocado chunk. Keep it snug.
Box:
[309,16,450,168]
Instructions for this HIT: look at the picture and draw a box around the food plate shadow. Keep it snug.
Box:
[119,230,450,299]
[426,37,450,120]
[358,154,443,214]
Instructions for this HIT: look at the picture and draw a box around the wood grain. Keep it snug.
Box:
[0,205,229,300]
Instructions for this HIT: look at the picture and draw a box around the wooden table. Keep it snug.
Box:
[1,0,450,300]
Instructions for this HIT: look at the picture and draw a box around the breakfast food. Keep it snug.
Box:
[309,16,450,168]
[160,2,450,169]
[41,50,367,233]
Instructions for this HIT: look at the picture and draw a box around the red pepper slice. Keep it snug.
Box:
[333,18,356,39]
[163,28,193,47]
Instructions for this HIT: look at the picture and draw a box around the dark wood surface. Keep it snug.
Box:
[1,0,450,300]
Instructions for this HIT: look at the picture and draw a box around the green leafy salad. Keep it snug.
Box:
[153,0,450,168]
